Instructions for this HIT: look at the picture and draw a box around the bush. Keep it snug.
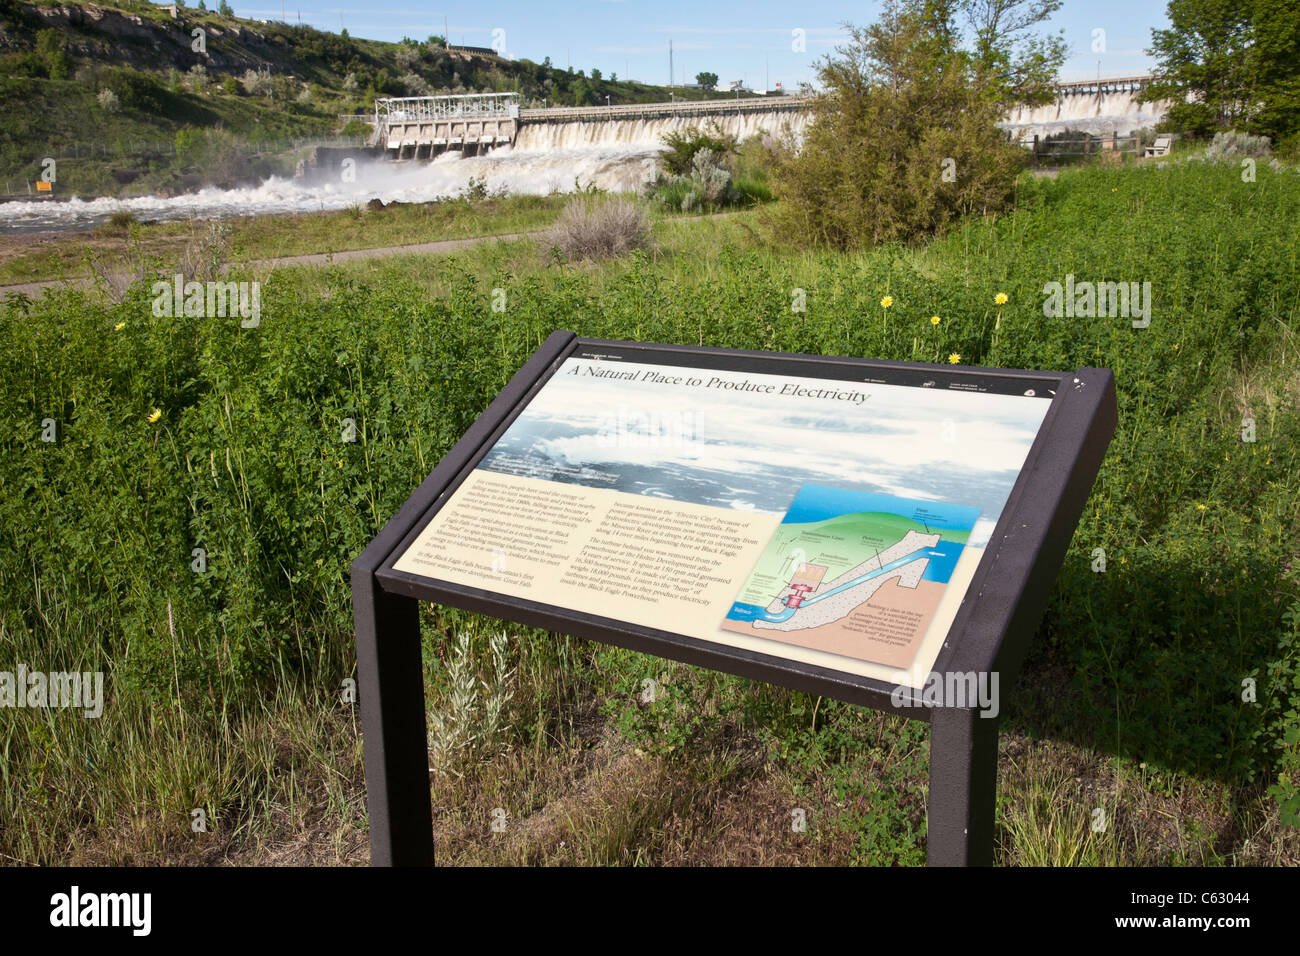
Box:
[543,195,651,262]
[400,71,432,96]
[92,209,137,237]
[659,123,738,176]
[100,66,167,112]
[690,148,734,205]
[644,140,774,210]
[768,5,1030,249]
[643,172,695,212]
[733,176,773,205]
[96,88,120,112]
[1203,130,1273,162]
[241,68,270,96]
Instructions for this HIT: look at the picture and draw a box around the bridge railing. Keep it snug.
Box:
[375,93,521,125]
[1053,75,1154,95]
[520,96,809,121]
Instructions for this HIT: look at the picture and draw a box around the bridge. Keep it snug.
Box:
[1052,75,1155,95]
[370,77,1156,158]
[521,95,809,123]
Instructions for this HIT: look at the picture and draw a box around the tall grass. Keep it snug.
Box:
[2,159,1297,863]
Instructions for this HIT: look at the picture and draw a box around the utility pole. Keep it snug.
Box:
[668,39,673,87]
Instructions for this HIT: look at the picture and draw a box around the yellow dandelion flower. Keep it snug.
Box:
[880,295,893,308]
[113,321,126,331]
[930,315,941,326]
[994,292,1009,305]
[147,409,162,423]
[948,353,961,364]
[1196,503,1207,511]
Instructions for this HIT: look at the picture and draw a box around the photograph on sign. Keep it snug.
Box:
[393,352,1052,687]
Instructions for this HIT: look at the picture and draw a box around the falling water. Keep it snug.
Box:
[999,89,1174,139]
[0,110,810,234]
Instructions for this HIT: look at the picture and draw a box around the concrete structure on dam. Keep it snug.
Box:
[375,93,521,159]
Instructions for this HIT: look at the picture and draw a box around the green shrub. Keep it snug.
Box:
[768,3,1035,249]
[100,66,167,112]
[658,123,738,176]
[733,176,773,206]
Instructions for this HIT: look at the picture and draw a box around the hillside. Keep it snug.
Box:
[0,0,735,198]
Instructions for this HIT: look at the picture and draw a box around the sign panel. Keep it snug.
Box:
[391,345,1056,689]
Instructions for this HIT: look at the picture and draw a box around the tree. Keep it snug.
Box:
[696,71,719,89]
[1141,0,1300,140]
[570,77,593,106]
[219,1,234,15]
[1250,0,1300,140]
[960,0,1065,107]
[590,67,602,82]
[769,0,1055,249]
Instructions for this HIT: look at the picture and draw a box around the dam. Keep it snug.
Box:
[371,76,1172,160]
[1001,75,1173,139]
[0,75,1174,232]
[373,92,810,159]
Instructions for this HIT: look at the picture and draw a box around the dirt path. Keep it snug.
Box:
[0,229,541,301]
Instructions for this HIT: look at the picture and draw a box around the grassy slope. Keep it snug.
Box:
[1,160,1298,865]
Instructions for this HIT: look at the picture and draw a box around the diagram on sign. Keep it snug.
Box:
[721,484,981,669]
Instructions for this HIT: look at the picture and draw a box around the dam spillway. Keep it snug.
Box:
[373,93,811,159]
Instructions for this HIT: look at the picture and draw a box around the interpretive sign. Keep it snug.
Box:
[354,330,1116,867]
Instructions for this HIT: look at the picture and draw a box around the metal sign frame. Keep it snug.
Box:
[352,330,1117,866]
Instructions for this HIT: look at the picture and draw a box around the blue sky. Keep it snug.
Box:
[220,1,1170,88]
